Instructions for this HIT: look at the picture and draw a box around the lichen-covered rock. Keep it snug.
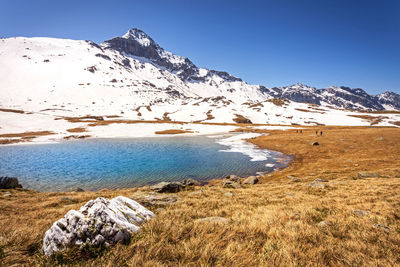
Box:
[42,196,154,256]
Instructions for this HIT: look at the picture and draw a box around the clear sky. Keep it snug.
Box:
[1,0,399,94]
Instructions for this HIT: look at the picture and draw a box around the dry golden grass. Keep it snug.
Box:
[295,108,325,114]
[0,108,25,114]
[66,127,87,133]
[154,129,194,135]
[0,131,55,138]
[267,98,288,106]
[0,127,399,266]
[233,114,252,124]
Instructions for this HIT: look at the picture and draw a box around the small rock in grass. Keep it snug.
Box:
[317,221,332,228]
[353,210,369,217]
[75,187,85,192]
[226,175,241,183]
[373,224,390,232]
[132,192,178,206]
[2,191,12,197]
[223,192,234,197]
[308,182,325,189]
[376,136,384,141]
[314,178,328,182]
[150,181,184,193]
[358,172,379,178]
[312,142,319,146]
[182,178,201,186]
[195,217,229,223]
[222,179,242,189]
[287,175,301,182]
[188,190,203,196]
[243,176,259,185]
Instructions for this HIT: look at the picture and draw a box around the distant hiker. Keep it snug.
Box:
[320,130,323,136]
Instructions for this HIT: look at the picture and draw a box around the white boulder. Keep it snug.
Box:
[42,196,154,256]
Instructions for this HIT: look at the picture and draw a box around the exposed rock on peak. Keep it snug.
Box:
[122,28,153,47]
[102,28,242,83]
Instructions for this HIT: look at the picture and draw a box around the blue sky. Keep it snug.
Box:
[1,0,399,94]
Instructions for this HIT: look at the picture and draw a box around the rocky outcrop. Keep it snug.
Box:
[150,181,184,193]
[243,176,259,185]
[132,191,179,206]
[42,196,154,256]
[0,177,22,189]
[182,178,201,186]
[150,179,201,193]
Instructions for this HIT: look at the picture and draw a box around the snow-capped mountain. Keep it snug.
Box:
[272,83,399,111]
[103,28,243,83]
[0,28,399,144]
[376,91,400,110]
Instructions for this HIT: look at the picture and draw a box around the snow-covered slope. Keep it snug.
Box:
[0,28,399,144]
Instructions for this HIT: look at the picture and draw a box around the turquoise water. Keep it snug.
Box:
[0,136,289,192]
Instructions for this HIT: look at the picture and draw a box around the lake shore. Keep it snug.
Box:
[1,126,399,266]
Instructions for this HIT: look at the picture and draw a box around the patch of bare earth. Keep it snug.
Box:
[233,114,252,124]
[66,127,86,133]
[295,108,325,114]
[0,108,25,114]
[0,131,55,138]
[0,131,56,145]
[154,129,193,135]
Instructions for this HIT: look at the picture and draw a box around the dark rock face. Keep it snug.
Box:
[376,91,400,110]
[102,28,242,83]
[0,177,22,189]
[323,86,384,110]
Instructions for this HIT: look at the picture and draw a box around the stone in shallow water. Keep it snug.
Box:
[42,196,154,256]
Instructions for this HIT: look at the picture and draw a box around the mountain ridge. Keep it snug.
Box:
[101,28,399,111]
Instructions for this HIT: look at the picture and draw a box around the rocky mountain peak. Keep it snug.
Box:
[122,28,154,47]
